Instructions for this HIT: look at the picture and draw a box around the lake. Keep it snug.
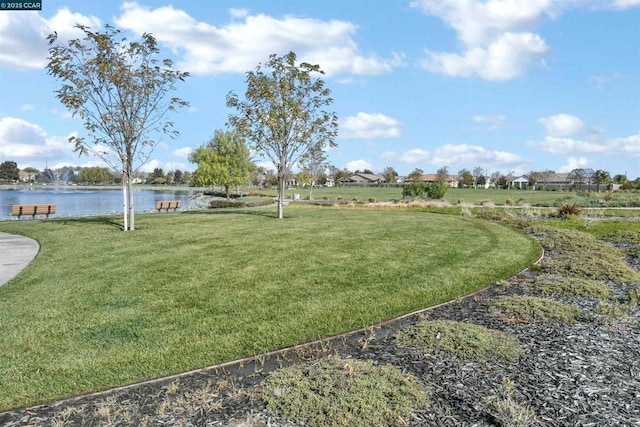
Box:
[0,187,201,219]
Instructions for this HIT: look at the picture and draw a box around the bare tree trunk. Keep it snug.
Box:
[122,166,128,231]
[128,173,135,231]
[277,174,285,219]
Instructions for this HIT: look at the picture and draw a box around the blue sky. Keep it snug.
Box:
[0,0,638,179]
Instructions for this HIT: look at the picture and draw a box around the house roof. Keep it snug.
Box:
[350,173,384,182]
[418,174,457,182]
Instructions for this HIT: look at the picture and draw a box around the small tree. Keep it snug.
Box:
[472,166,484,188]
[382,166,398,187]
[47,25,189,231]
[458,168,473,187]
[436,166,449,183]
[227,51,338,219]
[594,169,611,192]
[301,149,327,200]
[189,130,251,199]
[0,161,19,182]
[407,168,424,182]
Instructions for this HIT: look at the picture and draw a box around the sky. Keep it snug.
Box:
[0,0,638,179]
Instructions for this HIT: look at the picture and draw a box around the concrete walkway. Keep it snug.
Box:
[0,232,40,286]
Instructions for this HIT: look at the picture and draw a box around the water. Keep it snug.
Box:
[0,187,200,219]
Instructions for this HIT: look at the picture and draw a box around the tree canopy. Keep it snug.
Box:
[189,130,252,199]
[0,161,19,182]
[226,51,338,218]
[46,24,189,230]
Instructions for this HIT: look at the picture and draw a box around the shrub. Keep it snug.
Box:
[493,296,582,325]
[262,356,428,427]
[402,182,426,199]
[368,197,376,203]
[556,202,582,219]
[505,198,515,206]
[425,181,448,199]
[396,319,522,362]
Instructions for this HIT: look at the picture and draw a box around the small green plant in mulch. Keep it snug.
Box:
[262,356,428,427]
[597,288,640,324]
[532,273,610,300]
[527,227,640,283]
[493,296,582,325]
[395,319,523,362]
[601,230,640,258]
[484,377,538,427]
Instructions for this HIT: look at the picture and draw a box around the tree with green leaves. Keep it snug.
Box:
[189,130,252,199]
[22,167,40,183]
[301,148,327,200]
[78,166,110,184]
[382,166,398,187]
[226,51,338,218]
[407,168,423,182]
[436,166,449,183]
[0,161,19,182]
[46,25,189,231]
[594,169,611,192]
[458,168,474,187]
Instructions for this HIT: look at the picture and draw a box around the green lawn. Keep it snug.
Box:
[0,206,540,410]
[265,185,636,207]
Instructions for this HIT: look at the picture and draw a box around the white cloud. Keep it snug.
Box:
[229,8,250,18]
[473,114,506,130]
[412,0,554,80]
[535,132,640,156]
[173,147,192,159]
[340,112,402,139]
[420,31,548,81]
[558,156,592,172]
[431,144,527,169]
[0,117,72,167]
[0,7,100,69]
[381,148,431,164]
[115,2,402,77]
[21,104,35,112]
[345,159,375,172]
[538,114,585,137]
[381,144,527,172]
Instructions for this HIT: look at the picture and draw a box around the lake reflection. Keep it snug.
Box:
[0,187,199,219]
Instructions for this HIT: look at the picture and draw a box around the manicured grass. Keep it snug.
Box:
[0,206,540,410]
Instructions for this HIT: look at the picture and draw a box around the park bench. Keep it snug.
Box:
[11,204,57,219]
[156,200,181,212]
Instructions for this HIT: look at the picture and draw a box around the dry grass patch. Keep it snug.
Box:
[262,356,427,427]
[396,319,522,362]
[493,296,582,325]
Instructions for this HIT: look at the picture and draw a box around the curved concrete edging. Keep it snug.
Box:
[28,246,545,411]
[0,232,40,287]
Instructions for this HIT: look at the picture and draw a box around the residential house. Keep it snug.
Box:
[415,174,459,188]
[343,172,385,185]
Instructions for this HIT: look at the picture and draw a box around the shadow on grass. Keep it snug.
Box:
[181,207,278,219]
[53,215,124,230]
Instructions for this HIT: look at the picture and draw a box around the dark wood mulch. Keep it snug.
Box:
[1,236,639,426]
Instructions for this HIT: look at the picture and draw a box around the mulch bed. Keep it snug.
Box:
[1,230,639,426]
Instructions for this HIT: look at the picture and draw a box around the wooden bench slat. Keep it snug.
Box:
[155,200,181,211]
[11,204,56,219]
